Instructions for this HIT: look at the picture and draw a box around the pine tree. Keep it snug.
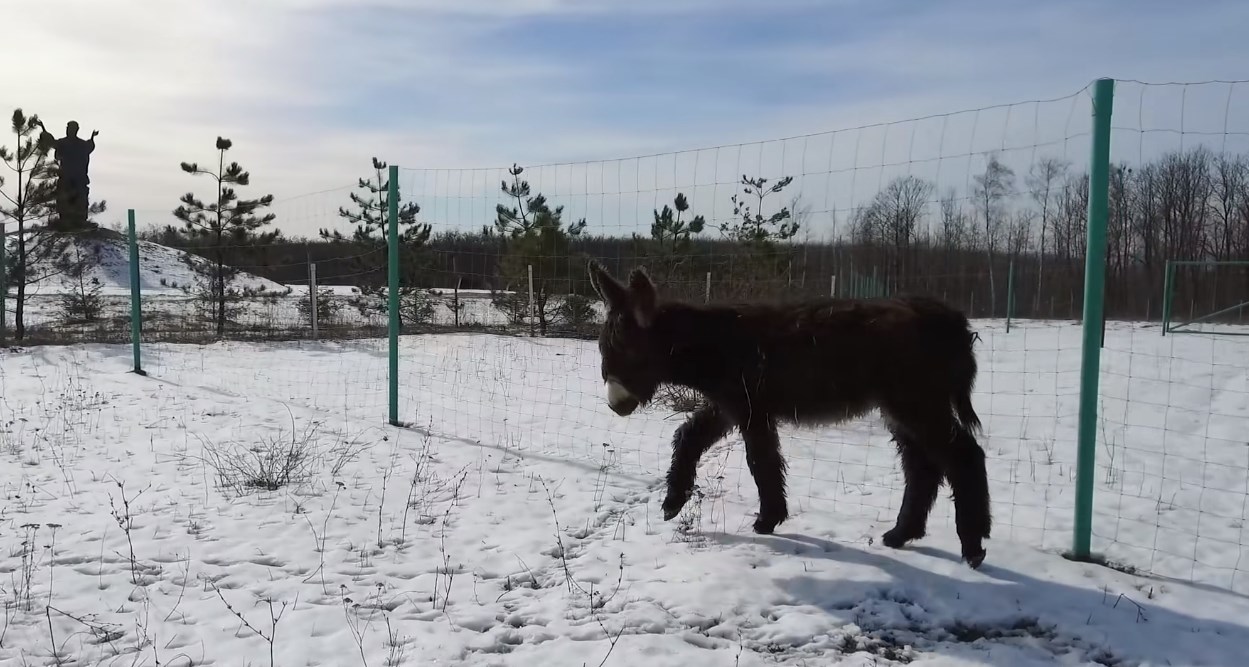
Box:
[322,157,434,327]
[632,192,705,289]
[56,242,104,323]
[320,157,430,246]
[721,174,799,245]
[719,174,799,294]
[0,109,103,340]
[173,137,277,337]
[492,164,586,336]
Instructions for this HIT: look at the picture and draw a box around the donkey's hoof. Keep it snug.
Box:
[661,496,686,521]
[963,546,987,569]
[752,512,786,535]
[881,526,922,549]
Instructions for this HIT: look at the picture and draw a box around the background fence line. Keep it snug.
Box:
[3,76,1249,594]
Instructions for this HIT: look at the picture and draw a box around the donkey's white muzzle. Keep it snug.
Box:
[606,379,639,416]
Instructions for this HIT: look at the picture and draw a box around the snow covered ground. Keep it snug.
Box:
[20,231,287,299]
[2,318,1249,665]
[5,230,547,339]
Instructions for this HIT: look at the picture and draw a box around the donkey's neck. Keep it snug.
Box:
[650,303,745,394]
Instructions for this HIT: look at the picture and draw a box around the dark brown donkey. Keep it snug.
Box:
[586,261,992,568]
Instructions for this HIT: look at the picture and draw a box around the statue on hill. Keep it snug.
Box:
[38,119,97,230]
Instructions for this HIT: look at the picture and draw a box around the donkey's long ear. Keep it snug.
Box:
[588,260,629,311]
[627,267,657,327]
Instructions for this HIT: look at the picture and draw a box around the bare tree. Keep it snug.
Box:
[1209,153,1248,260]
[875,175,933,281]
[1156,147,1213,262]
[1239,171,1249,261]
[937,189,971,262]
[1026,157,1068,311]
[1106,164,1134,278]
[788,193,814,288]
[1054,171,1089,273]
[848,203,875,245]
[1132,162,1162,272]
[972,153,1016,315]
[1005,209,1036,259]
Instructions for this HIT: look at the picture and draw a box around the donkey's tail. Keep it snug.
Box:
[951,329,983,435]
[953,379,982,434]
[901,295,984,435]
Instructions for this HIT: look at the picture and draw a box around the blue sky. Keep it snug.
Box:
[6,0,1249,238]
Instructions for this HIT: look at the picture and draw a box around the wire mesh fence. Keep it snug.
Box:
[3,77,1249,593]
[377,84,1103,575]
[1089,79,1249,590]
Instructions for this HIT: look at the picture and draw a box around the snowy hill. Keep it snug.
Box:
[18,229,287,297]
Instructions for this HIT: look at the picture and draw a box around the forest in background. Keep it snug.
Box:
[135,145,1249,325]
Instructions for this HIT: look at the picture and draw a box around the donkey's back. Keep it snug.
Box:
[705,294,980,429]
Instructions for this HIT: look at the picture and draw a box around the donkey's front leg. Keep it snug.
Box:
[741,418,789,534]
[662,404,731,520]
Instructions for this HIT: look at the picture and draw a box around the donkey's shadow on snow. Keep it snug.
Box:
[713,529,1249,664]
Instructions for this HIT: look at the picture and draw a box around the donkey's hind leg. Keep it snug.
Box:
[882,429,943,549]
[741,418,789,534]
[945,424,991,568]
[883,399,989,568]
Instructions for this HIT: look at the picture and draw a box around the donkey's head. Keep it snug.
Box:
[587,261,662,417]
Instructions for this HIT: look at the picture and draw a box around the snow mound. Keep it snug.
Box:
[22,229,287,297]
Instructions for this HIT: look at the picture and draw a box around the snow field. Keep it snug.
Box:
[1,319,1248,665]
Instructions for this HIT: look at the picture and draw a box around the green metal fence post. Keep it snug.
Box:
[387,164,401,426]
[1161,260,1175,336]
[1072,77,1114,561]
[127,210,146,376]
[1006,258,1016,333]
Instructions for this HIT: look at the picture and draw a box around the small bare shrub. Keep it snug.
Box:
[654,384,708,414]
[201,425,320,494]
[108,481,148,585]
[199,420,375,495]
[209,580,290,667]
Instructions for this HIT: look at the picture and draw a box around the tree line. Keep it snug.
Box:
[143,144,1249,326]
[6,102,1247,341]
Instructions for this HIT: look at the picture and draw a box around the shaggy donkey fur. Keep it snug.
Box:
[587,261,992,568]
